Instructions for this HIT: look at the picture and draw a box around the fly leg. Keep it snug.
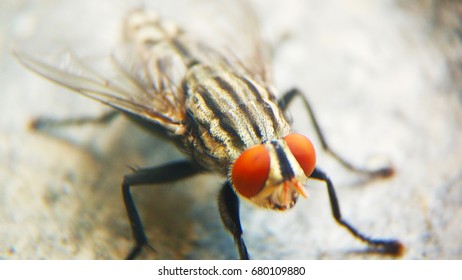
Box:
[218,181,249,260]
[30,110,119,131]
[310,167,404,255]
[123,160,202,259]
[278,88,393,178]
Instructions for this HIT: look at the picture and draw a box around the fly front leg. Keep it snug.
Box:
[278,88,393,178]
[218,181,249,260]
[122,160,202,259]
[310,167,404,255]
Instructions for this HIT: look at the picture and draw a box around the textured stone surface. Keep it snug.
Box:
[1,0,461,259]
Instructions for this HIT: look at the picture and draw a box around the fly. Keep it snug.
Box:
[16,6,404,259]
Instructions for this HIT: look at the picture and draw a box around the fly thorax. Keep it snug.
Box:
[231,133,317,210]
[183,64,292,174]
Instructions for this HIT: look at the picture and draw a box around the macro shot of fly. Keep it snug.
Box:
[16,1,404,260]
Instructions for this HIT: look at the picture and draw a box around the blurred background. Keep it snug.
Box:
[1,0,461,259]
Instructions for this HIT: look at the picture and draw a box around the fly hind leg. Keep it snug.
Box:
[278,88,393,178]
[30,110,119,131]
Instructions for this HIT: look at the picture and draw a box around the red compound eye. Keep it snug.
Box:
[284,133,316,176]
[231,144,270,199]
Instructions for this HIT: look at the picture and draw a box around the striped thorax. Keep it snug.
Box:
[183,64,288,170]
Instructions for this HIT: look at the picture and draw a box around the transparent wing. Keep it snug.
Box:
[15,9,192,135]
[15,49,187,134]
